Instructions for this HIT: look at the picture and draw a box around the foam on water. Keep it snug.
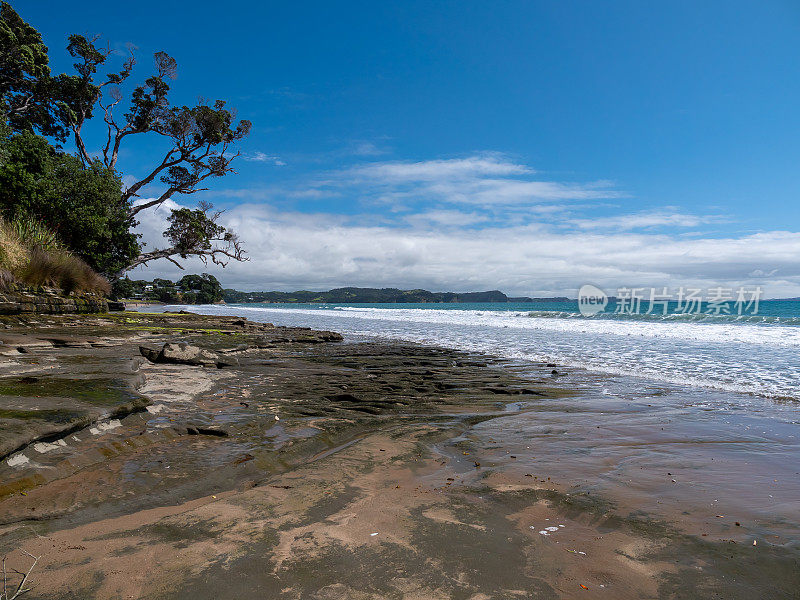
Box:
[175,304,800,402]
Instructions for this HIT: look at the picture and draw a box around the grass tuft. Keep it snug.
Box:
[0,268,14,291]
[0,220,29,273]
[20,248,111,295]
[0,216,110,295]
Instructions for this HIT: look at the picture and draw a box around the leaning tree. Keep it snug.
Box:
[0,2,252,279]
[57,34,252,278]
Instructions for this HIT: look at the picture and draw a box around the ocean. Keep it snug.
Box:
[165,299,800,402]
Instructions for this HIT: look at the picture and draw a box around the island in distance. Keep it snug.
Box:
[222,287,571,304]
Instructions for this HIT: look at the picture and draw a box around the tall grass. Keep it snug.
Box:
[0,218,29,273]
[20,248,111,295]
[0,216,110,295]
[0,268,15,290]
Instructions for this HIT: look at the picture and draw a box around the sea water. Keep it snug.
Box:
[173,300,800,402]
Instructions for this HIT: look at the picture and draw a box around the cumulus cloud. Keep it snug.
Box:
[279,154,622,212]
[132,198,182,250]
[130,200,800,298]
[126,153,800,297]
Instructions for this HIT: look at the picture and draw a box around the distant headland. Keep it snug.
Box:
[222,287,570,304]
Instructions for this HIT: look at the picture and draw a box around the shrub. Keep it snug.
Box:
[0,130,140,276]
[7,215,62,251]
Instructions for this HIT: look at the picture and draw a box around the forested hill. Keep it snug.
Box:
[222,287,569,304]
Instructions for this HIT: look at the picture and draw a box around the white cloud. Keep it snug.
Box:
[243,152,286,166]
[206,153,621,216]
[127,154,798,297]
[404,209,490,228]
[346,155,533,181]
[571,210,721,230]
[421,178,619,205]
[131,198,182,250]
[130,201,800,298]
[322,154,621,210]
[348,141,390,157]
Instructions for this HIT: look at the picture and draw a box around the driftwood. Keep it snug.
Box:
[1,550,41,600]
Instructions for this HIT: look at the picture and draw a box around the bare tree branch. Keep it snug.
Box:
[112,201,247,279]
[115,243,247,279]
[123,148,182,205]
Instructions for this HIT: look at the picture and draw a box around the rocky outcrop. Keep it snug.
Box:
[140,342,239,368]
[0,285,108,315]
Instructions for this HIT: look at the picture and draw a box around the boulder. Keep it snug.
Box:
[160,342,218,365]
[139,346,161,362]
[139,342,239,368]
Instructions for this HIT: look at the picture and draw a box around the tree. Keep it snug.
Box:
[0,5,251,278]
[121,200,238,277]
[178,273,223,304]
[0,128,140,276]
[56,34,251,278]
[110,276,139,299]
[0,2,69,140]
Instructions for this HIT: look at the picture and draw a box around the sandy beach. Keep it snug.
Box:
[0,311,797,599]
[4,1,800,597]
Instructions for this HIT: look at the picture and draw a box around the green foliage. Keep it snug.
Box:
[153,287,180,303]
[6,213,62,250]
[0,129,140,276]
[55,33,134,138]
[0,2,70,140]
[165,204,226,257]
[0,10,249,278]
[110,276,137,299]
[177,273,223,304]
[57,35,249,273]
[60,33,250,207]
[111,273,222,304]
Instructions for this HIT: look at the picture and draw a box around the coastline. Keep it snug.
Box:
[0,311,798,598]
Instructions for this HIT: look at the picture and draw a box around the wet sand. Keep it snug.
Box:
[0,312,798,598]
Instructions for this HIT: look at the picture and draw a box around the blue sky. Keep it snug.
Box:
[17,1,800,295]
